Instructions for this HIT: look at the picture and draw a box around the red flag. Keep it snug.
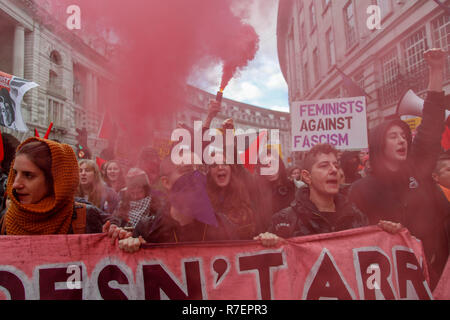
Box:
[96,156,106,170]
[336,67,372,99]
[44,122,53,139]
[0,132,4,162]
[441,116,450,151]
[239,131,267,173]
[98,113,115,140]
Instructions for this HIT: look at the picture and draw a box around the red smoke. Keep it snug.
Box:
[35,0,259,158]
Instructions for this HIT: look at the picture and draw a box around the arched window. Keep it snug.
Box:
[49,70,58,85]
[50,50,62,65]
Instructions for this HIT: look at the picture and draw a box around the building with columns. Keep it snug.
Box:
[277,0,449,132]
[0,0,114,150]
[0,0,292,165]
[181,85,292,164]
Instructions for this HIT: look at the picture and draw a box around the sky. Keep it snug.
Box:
[187,0,289,113]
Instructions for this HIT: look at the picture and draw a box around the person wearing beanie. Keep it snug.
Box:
[107,168,160,230]
[349,48,449,290]
[0,137,105,235]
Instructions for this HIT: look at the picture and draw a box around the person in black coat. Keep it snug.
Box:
[255,144,369,245]
[348,48,449,289]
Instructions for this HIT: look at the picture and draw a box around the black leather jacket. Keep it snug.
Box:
[270,186,368,238]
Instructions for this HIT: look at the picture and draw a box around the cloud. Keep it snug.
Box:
[268,105,290,113]
[266,73,287,90]
[226,80,263,101]
[188,0,288,111]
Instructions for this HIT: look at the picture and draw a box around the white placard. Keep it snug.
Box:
[291,96,368,151]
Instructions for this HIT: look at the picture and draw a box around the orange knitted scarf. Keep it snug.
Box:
[4,137,80,235]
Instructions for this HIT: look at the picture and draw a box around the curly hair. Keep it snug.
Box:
[303,144,339,172]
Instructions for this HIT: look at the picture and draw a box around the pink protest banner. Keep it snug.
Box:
[432,259,450,299]
[0,226,445,300]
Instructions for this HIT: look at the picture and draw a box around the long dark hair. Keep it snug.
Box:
[206,164,256,238]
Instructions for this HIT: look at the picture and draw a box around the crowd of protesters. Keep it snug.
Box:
[0,48,448,292]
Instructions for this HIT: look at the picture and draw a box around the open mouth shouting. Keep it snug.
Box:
[325,178,339,188]
[396,146,407,158]
[212,166,231,187]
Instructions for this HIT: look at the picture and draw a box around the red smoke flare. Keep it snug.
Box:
[34,0,259,160]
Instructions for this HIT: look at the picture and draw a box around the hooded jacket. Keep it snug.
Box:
[269,186,368,238]
[349,91,449,288]
[0,137,103,235]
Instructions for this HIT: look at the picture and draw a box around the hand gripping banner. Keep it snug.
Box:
[0,226,447,300]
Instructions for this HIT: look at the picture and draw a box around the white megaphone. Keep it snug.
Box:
[397,89,450,119]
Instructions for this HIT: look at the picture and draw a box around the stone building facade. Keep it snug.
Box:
[181,85,292,164]
[0,0,113,150]
[0,0,292,164]
[277,0,450,131]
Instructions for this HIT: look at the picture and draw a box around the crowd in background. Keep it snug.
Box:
[0,48,448,292]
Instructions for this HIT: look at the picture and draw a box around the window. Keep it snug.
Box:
[288,25,299,96]
[297,0,303,12]
[403,28,427,74]
[432,15,450,80]
[329,88,341,99]
[313,48,320,83]
[303,62,309,94]
[380,50,400,105]
[326,28,336,68]
[343,1,357,49]
[323,0,331,12]
[73,78,83,105]
[48,99,64,125]
[309,3,317,32]
[403,28,428,91]
[299,23,306,50]
[355,72,365,93]
[49,70,58,86]
[50,50,62,65]
[381,50,399,85]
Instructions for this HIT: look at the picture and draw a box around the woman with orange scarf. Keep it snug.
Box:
[0,137,104,235]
